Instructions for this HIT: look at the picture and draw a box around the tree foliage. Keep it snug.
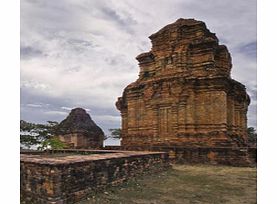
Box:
[107,128,121,139]
[20,120,66,150]
[247,127,257,147]
[39,137,66,150]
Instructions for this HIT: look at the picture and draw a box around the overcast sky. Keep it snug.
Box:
[20,0,257,144]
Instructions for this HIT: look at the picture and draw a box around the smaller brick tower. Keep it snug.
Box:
[57,108,104,148]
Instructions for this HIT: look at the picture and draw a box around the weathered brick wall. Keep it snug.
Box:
[116,18,250,149]
[56,108,105,149]
[119,146,256,167]
[21,150,170,203]
[58,133,103,149]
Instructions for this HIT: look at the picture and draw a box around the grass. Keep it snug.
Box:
[78,164,257,204]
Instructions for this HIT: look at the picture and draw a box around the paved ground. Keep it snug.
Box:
[78,164,257,204]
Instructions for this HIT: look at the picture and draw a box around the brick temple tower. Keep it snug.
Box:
[116,18,250,150]
[57,108,104,148]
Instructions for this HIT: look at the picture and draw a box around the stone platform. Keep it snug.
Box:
[20,149,170,203]
[115,146,256,167]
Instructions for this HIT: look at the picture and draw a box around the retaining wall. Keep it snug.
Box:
[20,150,170,203]
[104,146,257,167]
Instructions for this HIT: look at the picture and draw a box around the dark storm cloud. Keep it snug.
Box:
[20,46,44,59]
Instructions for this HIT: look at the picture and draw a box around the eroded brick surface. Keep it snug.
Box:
[116,18,250,149]
[21,150,170,203]
[115,19,256,165]
[56,108,104,149]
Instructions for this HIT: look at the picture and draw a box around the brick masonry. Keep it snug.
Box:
[56,108,104,149]
[115,18,256,166]
[110,146,257,167]
[20,149,170,203]
[116,18,250,149]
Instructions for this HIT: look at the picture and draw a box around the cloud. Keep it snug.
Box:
[26,103,43,108]
[93,115,121,123]
[100,6,137,34]
[21,0,257,135]
[44,111,68,116]
[20,46,44,60]
[61,106,72,111]
[238,41,257,59]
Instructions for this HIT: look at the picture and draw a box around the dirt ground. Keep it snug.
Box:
[78,164,257,204]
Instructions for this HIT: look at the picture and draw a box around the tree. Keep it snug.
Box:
[20,120,66,150]
[107,128,121,139]
[247,127,257,147]
[39,137,66,150]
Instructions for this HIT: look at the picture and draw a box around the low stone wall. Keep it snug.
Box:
[103,145,121,150]
[20,149,169,203]
[117,146,256,167]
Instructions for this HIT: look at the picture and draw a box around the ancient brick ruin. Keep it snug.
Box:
[21,149,169,203]
[20,18,256,204]
[116,18,254,165]
[57,108,104,148]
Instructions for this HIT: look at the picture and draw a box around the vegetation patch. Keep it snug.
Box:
[78,164,256,204]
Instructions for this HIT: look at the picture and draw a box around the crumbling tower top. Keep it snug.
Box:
[136,18,232,80]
